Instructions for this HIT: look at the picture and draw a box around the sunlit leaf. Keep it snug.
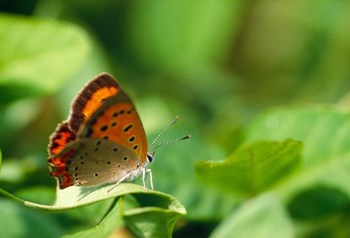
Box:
[0,183,183,211]
[0,183,186,237]
[246,106,350,166]
[196,139,302,197]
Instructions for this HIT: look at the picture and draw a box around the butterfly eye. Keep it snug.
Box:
[147,154,154,163]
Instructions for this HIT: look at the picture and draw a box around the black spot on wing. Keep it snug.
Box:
[123,124,133,132]
[100,125,108,132]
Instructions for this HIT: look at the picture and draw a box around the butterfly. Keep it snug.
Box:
[48,73,157,191]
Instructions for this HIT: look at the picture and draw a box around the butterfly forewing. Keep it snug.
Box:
[78,86,148,164]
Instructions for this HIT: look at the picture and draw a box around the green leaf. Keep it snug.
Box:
[0,14,91,104]
[124,207,180,238]
[0,183,186,237]
[196,139,302,197]
[210,193,294,238]
[63,192,186,238]
[244,106,350,202]
[124,193,185,238]
[246,106,350,166]
[64,200,123,238]
[244,106,350,223]
[0,183,184,211]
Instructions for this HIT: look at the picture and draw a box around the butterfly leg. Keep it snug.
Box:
[142,167,147,188]
[147,169,154,190]
[141,168,154,190]
[107,173,130,193]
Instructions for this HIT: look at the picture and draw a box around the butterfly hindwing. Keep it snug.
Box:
[49,138,142,188]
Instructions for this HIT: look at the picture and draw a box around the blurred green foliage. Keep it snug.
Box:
[1,0,350,237]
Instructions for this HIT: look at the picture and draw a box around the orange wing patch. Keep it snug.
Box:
[82,86,118,122]
[69,73,120,133]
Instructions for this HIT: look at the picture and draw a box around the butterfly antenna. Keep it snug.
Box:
[149,115,180,149]
[152,135,191,152]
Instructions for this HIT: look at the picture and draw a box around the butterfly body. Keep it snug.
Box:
[48,73,152,190]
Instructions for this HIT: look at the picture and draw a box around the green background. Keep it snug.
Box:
[1,1,350,237]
